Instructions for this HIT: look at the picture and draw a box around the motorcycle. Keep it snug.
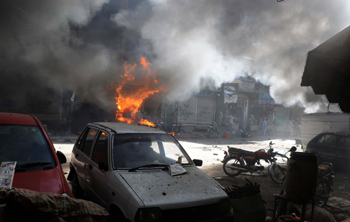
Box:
[239,129,252,138]
[222,141,290,184]
[277,161,334,207]
[314,162,334,206]
[274,162,334,220]
[207,122,218,138]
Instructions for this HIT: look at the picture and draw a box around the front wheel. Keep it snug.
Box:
[207,128,211,138]
[223,156,244,177]
[268,164,285,184]
[108,207,128,222]
[207,128,218,138]
[314,181,331,207]
[71,172,84,199]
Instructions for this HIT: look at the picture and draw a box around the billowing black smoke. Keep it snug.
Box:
[1,0,349,124]
[112,0,350,112]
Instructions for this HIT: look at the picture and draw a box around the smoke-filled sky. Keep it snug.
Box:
[1,0,350,112]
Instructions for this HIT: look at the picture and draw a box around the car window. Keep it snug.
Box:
[338,137,350,149]
[0,125,55,169]
[112,133,190,169]
[80,128,98,157]
[317,134,337,145]
[91,131,108,165]
[75,131,86,152]
[160,136,190,165]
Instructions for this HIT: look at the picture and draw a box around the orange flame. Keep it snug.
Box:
[139,119,155,127]
[115,57,166,127]
[140,57,151,70]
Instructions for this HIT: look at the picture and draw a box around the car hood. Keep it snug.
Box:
[117,166,227,208]
[12,167,64,194]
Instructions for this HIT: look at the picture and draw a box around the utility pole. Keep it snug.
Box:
[120,0,128,60]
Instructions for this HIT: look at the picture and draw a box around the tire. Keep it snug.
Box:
[71,172,84,199]
[108,206,128,222]
[207,128,217,138]
[274,197,288,220]
[268,164,285,184]
[223,156,244,177]
[314,181,331,207]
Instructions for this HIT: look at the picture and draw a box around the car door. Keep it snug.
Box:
[315,134,338,163]
[336,136,350,166]
[73,127,98,190]
[84,130,110,208]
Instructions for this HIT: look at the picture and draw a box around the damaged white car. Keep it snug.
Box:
[68,122,232,222]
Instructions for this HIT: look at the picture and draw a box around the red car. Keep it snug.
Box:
[0,112,73,197]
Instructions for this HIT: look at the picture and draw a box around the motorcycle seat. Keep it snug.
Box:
[228,147,253,156]
[318,163,333,175]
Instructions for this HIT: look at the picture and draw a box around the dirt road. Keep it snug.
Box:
[183,135,350,222]
[53,132,350,221]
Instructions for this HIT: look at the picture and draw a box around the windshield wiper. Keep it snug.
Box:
[17,162,52,168]
[128,164,169,172]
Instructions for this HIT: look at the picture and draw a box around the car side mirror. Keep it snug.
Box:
[193,159,203,167]
[56,151,67,164]
[98,162,108,171]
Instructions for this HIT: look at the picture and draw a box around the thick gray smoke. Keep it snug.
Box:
[0,0,120,109]
[112,0,350,112]
[1,0,350,113]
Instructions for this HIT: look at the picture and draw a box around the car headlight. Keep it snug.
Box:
[217,198,231,214]
[135,207,162,222]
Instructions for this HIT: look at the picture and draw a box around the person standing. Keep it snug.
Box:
[262,118,267,135]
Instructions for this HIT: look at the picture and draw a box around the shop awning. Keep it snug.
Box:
[301,25,350,112]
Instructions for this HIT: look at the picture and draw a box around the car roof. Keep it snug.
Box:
[0,112,37,125]
[317,132,350,137]
[91,122,167,134]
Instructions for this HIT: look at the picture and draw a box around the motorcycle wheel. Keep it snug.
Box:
[268,164,285,184]
[71,171,84,199]
[314,181,331,207]
[223,156,243,177]
[207,129,218,138]
[206,129,211,138]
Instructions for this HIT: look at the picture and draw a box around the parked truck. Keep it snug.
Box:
[301,112,350,150]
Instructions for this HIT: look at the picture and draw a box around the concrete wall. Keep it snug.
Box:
[301,112,350,147]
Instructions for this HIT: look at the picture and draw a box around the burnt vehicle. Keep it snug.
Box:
[68,122,232,222]
[305,132,350,167]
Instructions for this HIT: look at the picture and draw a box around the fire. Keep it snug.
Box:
[139,119,155,127]
[140,57,151,70]
[114,57,166,127]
